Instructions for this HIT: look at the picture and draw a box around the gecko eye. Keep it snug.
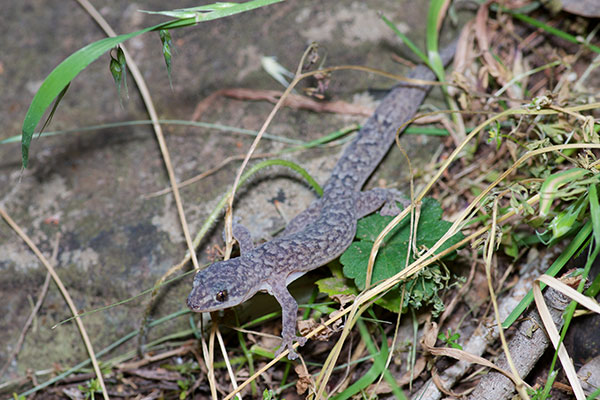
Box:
[215,290,228,302]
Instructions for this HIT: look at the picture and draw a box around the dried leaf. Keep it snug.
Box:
[294,364,312,395]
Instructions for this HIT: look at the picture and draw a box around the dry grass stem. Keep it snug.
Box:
[534,274,600,400]
[484,199,530,399]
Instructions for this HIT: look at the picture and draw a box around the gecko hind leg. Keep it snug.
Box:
[355,188,410,218]
[379,188,412,216]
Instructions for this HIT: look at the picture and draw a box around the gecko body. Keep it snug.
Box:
[188,45,455,359]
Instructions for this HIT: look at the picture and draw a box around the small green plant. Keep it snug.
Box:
[78,378,102,400]
[527,384,546,400]
[263,388,285,400]
[109,46,128,105]
[437,328,462,350]
[163,361,198,375]
[177,379,191,400]
[163,361,199,399]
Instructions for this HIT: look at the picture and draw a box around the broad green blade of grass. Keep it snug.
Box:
[502,220,592,328]
[20,0,283,168]
[425,0,448,82]
[21,28,151,167]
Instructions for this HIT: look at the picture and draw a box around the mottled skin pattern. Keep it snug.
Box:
[188,45,455,359]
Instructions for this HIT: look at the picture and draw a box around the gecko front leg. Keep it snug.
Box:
[267,279,308,360]
[223,219,255,254]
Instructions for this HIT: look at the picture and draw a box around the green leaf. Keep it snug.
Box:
[262,389,278,400]
[547,195,588,239]
[425,0,446,82]
[342,198,460,288]
[20,0,283,168]
[315,276,359,297]
[341,198,463,314]
[438,328,463,350]
[37,83,70,144]
[116,47,128,97]
[141,2,251,19]
[539,168,589,217]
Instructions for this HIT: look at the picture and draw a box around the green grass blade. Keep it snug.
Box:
[589,185,600,246]
[425,0,447,82]
[505,8,600,54]
[587,385,600,400]
[37,83,70,140]
[502,220,593,328]
[380,15,429,68]
[20,0,283,168]
[140,0,279,20]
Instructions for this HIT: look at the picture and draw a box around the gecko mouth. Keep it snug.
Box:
[186,292,207,312]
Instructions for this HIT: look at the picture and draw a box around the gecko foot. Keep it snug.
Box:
[275,335,308,360]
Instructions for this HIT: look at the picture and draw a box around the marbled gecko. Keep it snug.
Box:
[187,44,455,359]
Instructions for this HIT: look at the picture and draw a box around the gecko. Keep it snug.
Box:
[187,43,456,359]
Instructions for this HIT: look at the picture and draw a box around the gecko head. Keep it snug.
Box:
[187,258,255,312]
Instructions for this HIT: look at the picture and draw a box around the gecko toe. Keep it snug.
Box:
[274,336,307,360]
[296,335,308,346]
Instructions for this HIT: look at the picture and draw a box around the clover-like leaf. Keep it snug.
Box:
[340,197,464,314]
